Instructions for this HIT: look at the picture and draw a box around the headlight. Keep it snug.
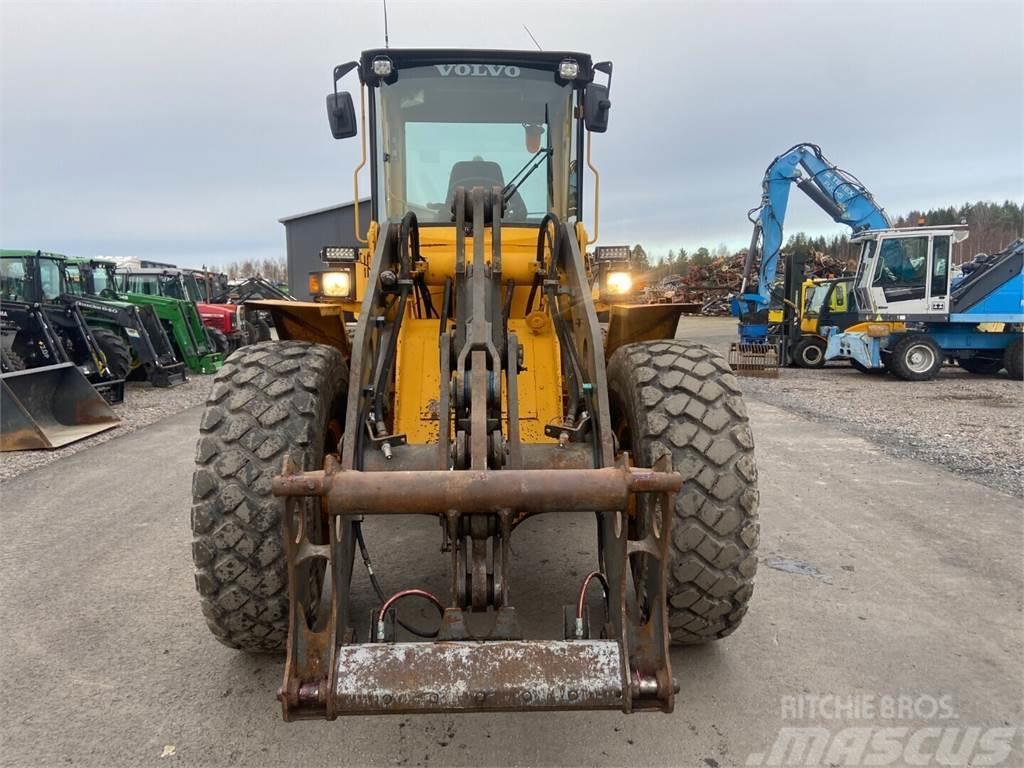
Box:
[310,269,354,299]
[606,271,633,295]
[558,58,579,80]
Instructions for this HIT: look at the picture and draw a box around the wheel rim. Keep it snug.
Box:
[802,345,823,365]
[905,343,936,373]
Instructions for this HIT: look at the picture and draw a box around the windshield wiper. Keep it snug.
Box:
[501,147,552,208]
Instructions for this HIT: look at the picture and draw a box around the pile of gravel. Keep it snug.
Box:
[740,363,1024,497]
[0,375,213,483]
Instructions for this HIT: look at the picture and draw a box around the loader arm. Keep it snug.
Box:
[274,192,681,718]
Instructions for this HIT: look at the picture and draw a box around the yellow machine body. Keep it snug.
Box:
[263,222,683,446]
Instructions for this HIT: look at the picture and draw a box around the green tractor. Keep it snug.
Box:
[109,262,223,375]
[63,258,187,387]
[0,249,125,403]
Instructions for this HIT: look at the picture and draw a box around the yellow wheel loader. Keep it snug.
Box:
[190,49,759,719]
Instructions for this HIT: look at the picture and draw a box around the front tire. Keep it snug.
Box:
[607,340,759,644]
[206,327,230,357]
[792,336,826,369]
[190,341,348,652]
[91,328,132,379]
[889,334,943,381]
[1,345,25,373]
[1003,335,1022,380]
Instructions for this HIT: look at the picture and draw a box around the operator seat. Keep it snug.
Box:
[444,160,527,223]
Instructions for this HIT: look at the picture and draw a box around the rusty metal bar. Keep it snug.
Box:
[273,466,681,516]
[360,443,595,472]
[330,640,626,715]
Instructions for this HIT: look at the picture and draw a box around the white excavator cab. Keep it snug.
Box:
[851,225,969,321]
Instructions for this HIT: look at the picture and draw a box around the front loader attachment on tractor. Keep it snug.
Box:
[1,363,120,451]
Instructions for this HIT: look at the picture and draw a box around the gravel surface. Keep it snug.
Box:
[0,375,213,484]
[739,363,1024,497]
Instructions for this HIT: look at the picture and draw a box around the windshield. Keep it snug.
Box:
[183,274,204,303]
[160,275,187,300]
[38,257,64,300]
[804,285,828,317]
[94,265,115,294]
[376,65,574,223]
[65,264,84,295]
[192,275,210,301]
[0,258,27,301]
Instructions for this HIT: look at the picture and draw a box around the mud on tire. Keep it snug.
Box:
[607,340,759,644]
[190,341,348,652]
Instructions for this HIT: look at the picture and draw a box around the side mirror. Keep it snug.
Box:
[584,83,611,133]
[326,91,357,140]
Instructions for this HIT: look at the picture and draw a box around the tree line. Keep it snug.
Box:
[634,199,1023,283]
[209,256,289,283]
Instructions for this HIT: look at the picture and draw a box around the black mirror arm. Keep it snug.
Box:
[332,61,360,100]
[594,61,613,94]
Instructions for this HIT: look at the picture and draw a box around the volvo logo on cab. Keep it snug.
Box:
[435,64,521,78]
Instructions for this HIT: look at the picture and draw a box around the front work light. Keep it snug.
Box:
[558,59,580,80]
[372,57,394,77]
[320,246,358,262]
[309,268,354,299]
[321,270,353,298]
[594,245,630,262]
[606,271,633,295]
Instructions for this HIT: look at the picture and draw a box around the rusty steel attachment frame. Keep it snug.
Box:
[274,187,681,719]
[728,341,781,378]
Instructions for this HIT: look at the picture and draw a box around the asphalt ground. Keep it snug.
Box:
[1,318,1020,767]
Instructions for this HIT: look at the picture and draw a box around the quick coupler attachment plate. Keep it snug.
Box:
[330,640,626,715]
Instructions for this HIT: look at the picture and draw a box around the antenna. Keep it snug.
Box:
[383,0,390,48]
[523,24,542,51]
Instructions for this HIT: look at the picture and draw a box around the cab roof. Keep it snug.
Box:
[0,249,65,260]
[358,48,596,85]
[851,224,969,242]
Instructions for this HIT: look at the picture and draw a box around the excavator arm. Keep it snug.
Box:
[734,143,891,339]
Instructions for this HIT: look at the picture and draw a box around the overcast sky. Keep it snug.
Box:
[2,0,1022,268]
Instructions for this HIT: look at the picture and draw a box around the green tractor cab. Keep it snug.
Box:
[114,265,222,375]
[63,258,187,387]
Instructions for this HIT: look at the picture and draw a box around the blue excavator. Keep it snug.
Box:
[730,143,891,374]
[731,142,1023,380]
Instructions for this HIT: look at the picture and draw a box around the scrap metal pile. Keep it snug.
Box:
[645,249,853,315]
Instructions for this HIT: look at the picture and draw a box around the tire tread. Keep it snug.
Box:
[607,339,759,644]
[190,340,346,652]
